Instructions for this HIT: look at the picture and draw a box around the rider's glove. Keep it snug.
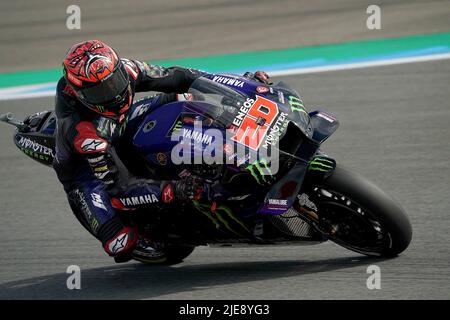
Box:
[243,71,272,85]
[307,155,336,180]
[161,176,210,203]
[254,71,272,85]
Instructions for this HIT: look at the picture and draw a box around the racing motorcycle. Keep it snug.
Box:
[0,74,412,264]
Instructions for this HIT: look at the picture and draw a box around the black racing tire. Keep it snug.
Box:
[132,245,196,265]
[165,245,196,264]
[311,167,412,257]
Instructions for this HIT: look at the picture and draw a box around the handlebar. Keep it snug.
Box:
[0,112,13,122]
[0,112,26,130]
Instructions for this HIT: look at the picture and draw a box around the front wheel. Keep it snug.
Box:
[307,167,412,257]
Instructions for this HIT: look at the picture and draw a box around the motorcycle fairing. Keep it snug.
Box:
[257,110,339,215]
[309,110,340,144]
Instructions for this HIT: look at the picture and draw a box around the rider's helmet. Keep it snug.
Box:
[63,40,132,122]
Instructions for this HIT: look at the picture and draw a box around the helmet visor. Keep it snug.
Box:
[79,64,129,105]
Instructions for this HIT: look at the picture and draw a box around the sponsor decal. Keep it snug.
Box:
[236,153,251,166]
[156,152,167,165]
[20,148,53,163]
[230,98,254,127]
[119,194,159,207]
[223,143,233,155]
[91,158,110,180]
[94,172,108,180]
[245,159,274,185]
[226,152,238,162]
[167,120,182,137]
[267,198,289,211]
[91,193,107,211]
[230,96,279,151]
[280,181,298,198]
[143,62,169,78]
[262,111,289,149]
[277,91,285,104]
[256,86,269,94]
[67,71,82,86]
[118,117,128,136]
[212,76,245,88]
[75,189,100,232]
[93,165,108,173]
[288,96,307,114]
[178,169,192,178]
[63,85,76,97]
[18,136,54,157]
[317,112,336,123]
[268,199,288,206]
[87,155,105,164]
[169,120,183,134]
[166,113,202,137]
[118,114,127,125]
[81,139,108,152]
[122,59,139,80]
[109,233,128,254]
[111,197,131,211]
[130,103,150,120]
[177,93,194,101]
[118,114,129,137]
[193,201,250,237]
[227,194,252,201]
[308,156,336,172]
[143,120,156,133]
[162,185,174,203]
[181,128,213,145]
[96,118,117,137]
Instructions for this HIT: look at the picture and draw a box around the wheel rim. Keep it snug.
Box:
[311,186,392,256]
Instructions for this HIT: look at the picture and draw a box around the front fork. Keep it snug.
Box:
[294,155,337,234]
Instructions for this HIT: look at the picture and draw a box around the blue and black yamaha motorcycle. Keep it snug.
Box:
[0,75,412,264]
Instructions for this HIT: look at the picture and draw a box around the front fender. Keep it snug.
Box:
[309,110,340,144]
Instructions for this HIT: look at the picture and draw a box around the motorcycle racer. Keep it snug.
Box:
[53,39,271,263]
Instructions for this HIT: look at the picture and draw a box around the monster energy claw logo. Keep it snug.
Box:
[246,159,274,185]
[167,120,182,137]
[173,120,183,133]
[119,117,128,136]
[288,96,307,114]
[193,202,250,237]
[308,156,335,172]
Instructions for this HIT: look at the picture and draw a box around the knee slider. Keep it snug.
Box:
[99,217,137,256]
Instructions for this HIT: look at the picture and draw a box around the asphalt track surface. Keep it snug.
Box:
[1,0,450,72]
[1,0,450,300]
[0,59,449,299]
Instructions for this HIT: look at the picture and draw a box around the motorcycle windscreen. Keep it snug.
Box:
[186,77,249,128]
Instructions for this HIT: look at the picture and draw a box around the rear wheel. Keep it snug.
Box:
[308,167,412,257]
[132,245,196,265]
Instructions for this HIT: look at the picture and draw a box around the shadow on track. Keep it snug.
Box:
[0,256,388,299]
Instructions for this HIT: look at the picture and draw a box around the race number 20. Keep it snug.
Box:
[231,96,279,150]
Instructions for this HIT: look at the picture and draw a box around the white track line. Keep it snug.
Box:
[0,82,56,101]
[1,53,450,101]
[269,53,450,77]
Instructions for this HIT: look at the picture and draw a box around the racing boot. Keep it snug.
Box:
[131,235,167,263]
